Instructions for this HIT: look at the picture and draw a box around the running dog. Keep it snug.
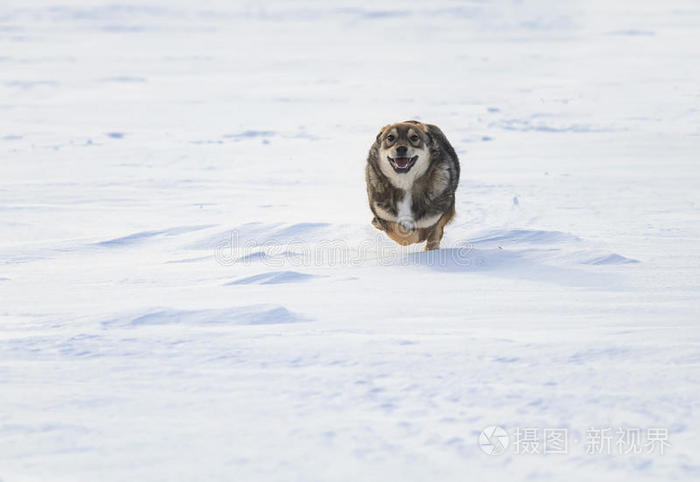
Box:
[365,120,460,250]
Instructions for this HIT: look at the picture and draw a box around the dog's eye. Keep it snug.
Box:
[386,135,395,142]
[410,135,419,142]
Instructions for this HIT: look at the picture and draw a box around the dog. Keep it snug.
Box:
[365,120,460,250]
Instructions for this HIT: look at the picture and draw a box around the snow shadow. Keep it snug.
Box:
[103,305,309,328]
[402,228,638,287]
[404,247,618,287]
[95,225,214,247]
[225,271,321,285]
[189,222,332,251]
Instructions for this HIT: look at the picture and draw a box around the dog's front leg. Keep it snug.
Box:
[424,226,443,251]
[424,208,453,250]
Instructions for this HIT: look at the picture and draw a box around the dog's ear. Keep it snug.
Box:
[376,124,391,142]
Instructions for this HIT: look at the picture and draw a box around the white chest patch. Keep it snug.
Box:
[374,189,443,229]
[397,191,413,223]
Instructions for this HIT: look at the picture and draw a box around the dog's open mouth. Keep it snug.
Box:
[388,156,418,172]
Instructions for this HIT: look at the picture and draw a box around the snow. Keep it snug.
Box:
[1,0,700,480]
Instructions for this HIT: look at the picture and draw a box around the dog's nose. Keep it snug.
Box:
[396,145,408,156]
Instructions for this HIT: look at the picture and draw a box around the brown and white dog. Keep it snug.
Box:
[365,121,460,250]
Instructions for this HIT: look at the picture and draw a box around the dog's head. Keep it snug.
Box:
[375,121,433,176]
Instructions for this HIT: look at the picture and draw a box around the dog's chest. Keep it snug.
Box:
[396,191,413,222]
[373,188,415,223]
[373,187,443,230]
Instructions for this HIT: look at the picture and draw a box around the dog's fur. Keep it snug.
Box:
[365,120,460,250]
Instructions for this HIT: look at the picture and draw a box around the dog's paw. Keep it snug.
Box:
[397,217,417,234]
[371,217,385,231]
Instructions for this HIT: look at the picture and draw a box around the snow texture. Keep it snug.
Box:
[1,0,700,481]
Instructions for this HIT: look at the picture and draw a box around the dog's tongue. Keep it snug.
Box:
[395,157,410,168]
